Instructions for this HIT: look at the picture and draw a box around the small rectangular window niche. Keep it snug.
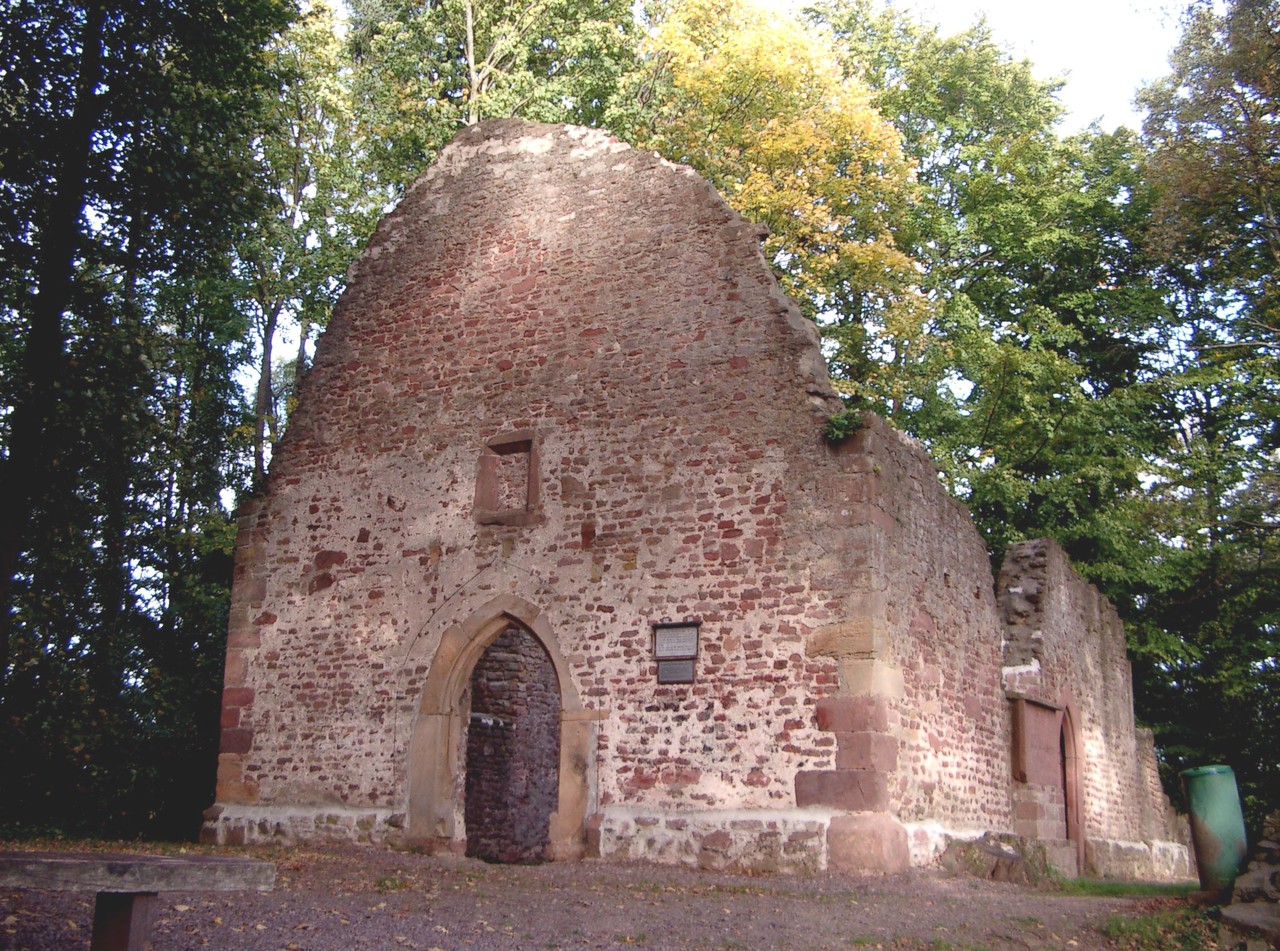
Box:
[474,429,541,527]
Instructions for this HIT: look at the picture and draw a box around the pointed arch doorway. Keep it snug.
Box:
[1010,694,1086,876]
[463,624,560,862]
[1059,702,1085,873]
[406,595,596,861]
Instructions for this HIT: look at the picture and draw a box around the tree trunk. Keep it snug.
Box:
[0,0,107,706]
[465,0,480,125]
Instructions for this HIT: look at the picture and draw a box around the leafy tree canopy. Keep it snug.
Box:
[0,0,295,837]
[615,0,925,402]
[348,0,642,195]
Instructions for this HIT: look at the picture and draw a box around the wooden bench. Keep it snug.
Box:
[0,850,275,951]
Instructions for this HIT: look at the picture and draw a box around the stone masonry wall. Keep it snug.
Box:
[203,121,1177,877]
[207,121,851,848]
[798,419,1015,867]
[998,539,1191,878]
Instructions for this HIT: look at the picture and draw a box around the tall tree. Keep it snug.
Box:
[811,1,1169,585]
[348,0,641,196]
[0,0,294,835]
[236,1,380,486]
[1141,0,1280,356]
[1135,0,1280,829]
[614,0,923,394]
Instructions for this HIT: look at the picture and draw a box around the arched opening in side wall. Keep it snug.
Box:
[1060,702,1085,872]
[463,624,561,862]
[1010,695,1086,876]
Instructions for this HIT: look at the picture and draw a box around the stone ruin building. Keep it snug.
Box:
[202,120,1191,879]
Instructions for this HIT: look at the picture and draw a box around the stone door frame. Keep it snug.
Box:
[406,594,594,859]
[1059,695,1085,872]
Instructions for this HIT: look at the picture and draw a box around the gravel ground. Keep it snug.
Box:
[1,844,1189,950]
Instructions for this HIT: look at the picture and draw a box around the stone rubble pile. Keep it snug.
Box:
[1220,811,1280,949]
[1233,812,1280,904]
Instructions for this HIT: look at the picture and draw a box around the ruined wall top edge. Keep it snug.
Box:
[270,120,851,470]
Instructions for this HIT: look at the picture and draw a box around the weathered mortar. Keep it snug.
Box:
[203,121,1187,878]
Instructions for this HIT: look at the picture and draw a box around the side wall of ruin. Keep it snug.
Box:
[998,539,1191,879]
[801,418,1015,867]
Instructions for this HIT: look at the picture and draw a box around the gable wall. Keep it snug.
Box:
[204,122,1185,877]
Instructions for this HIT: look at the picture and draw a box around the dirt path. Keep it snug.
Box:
[1,845,1187,950]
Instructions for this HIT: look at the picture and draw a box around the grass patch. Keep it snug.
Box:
[1055,879,1199,898]
[1102,905,1220,949]
[375,872,412,893]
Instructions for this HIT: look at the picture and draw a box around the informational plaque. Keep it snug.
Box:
[652,620,699,684]
[653,622,699,659]
[657,659,696,684]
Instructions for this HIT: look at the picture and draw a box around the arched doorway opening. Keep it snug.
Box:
[1009,695,1086,875]
[463,624,561,862]
[1059,703,1085,872]
[406,594,597,860]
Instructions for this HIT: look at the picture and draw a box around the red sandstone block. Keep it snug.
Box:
[239,577,267,605]
[222,687,255,708]
[745,769,769,787]
[223,649,248,686]
[1013,819,1038,839]
[834,732,898,771]
[1015,800,1044,821]
[815,696,889,733]
[215,778,259,804]
[220,728,255,755]
[827,813,909,874]
[223,825,247,846]
[794,769,889,811]
[225,627,261,650]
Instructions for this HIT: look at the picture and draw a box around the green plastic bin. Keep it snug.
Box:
[1181,764,1248,895]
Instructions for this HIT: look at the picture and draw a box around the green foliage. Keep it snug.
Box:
[1054,880,1197,897]
[811,1,1168,580]
[612,0,924,403]
[234,1,383,486]
[348,0,642,196]
[1140,0,1279,353]
[811,0,1278,830]
[823,409,865,443]
[1125,0,1280,832]
[0,0,294,838]
[375,872,414,893]
[1101,904,1220,950]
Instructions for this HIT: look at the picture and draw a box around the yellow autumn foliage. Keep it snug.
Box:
[631,0,928,400]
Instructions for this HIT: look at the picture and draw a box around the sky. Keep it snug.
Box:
[896,0,1188,132]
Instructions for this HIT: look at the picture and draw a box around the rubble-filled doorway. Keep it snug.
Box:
[463,624,562,863]
[407,594,593,859]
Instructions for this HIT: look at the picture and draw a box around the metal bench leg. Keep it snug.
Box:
[90,892,157,951]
